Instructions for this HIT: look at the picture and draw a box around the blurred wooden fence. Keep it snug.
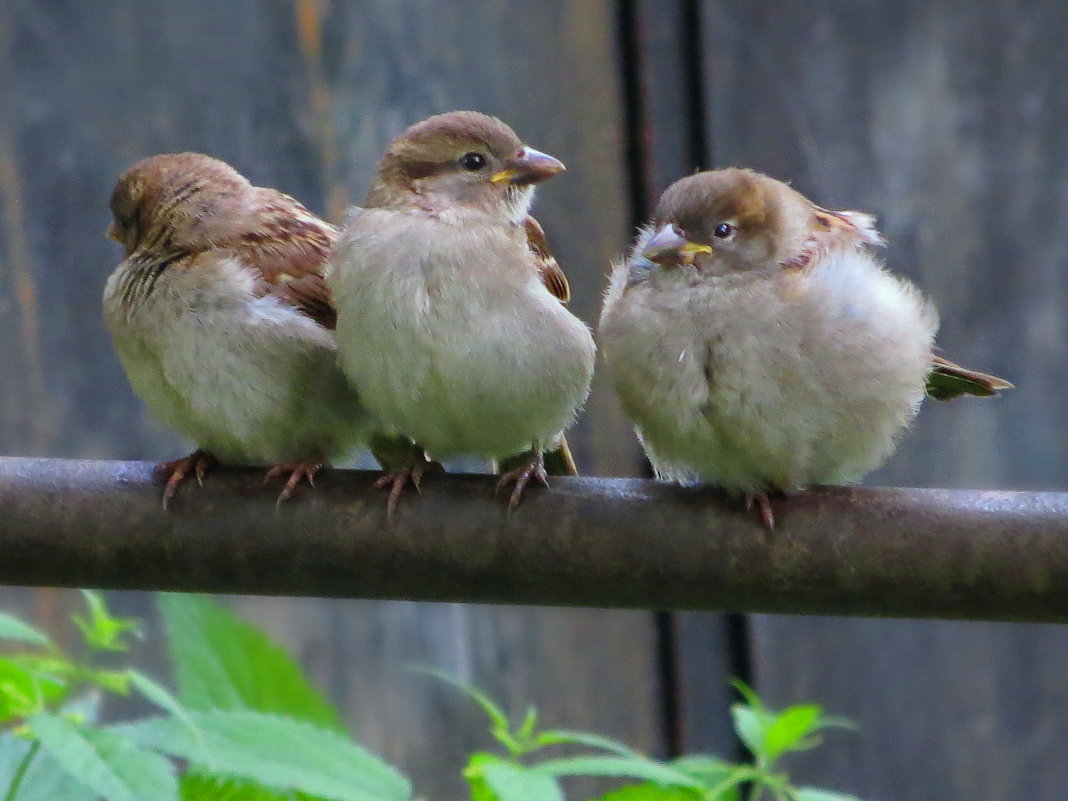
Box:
[1,2,1065,800]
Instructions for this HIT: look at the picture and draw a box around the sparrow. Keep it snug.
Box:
[103,152,374,507]
[598,168,1011,527]
[327,111,596,511]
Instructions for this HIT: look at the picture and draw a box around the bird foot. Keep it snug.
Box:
[744,492,776,529]
[264,453,325,505]
[154,449,217,510]
[496,449,549,512]
[371,447,439,518]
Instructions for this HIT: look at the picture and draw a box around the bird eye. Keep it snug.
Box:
[713,222,734,239]
[459,152,487,171]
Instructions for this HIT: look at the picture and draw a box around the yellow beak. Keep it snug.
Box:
[642,224,712,266]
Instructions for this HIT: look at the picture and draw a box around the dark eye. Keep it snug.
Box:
[459,152,487,171]
[713,222,734,239]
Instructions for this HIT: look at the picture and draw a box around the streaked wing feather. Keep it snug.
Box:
[232,190,341,330]
[524,216,570,303]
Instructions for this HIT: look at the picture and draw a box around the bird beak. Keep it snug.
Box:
[490,147,566,186]
[106,222,121,242]
[642,224,712,266]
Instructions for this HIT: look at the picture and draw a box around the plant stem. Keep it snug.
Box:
[3,740,40,801]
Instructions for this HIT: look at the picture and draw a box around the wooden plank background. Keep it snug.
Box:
[1,1,1065,799]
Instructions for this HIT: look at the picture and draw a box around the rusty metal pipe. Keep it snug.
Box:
[1,456,1066,622]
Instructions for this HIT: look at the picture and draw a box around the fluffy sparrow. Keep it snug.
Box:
[599,168,1011,527]
[328,111,596,511]
[104,152,373,507]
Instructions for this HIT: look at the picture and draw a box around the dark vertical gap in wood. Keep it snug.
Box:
[680,0,711,170]
[618,0,683,757]
[654,610,683,756]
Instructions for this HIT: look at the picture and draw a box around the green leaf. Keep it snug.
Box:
[670,755,738,786]
[790,788,865,801]
[412,667,511,734]
[127,670,201,740]
[464,752,505,801]
[516,706,539,741]
[412,667,524,754]
[532,757,703,789]
[180,771,315,801]
[0,613,53,648]
[157,594,341,731]
[703,766,759,800]
[29,713,178,801]
[763,705,822,761]
[585,783,707,801]
[0,733,98,801]
[464,753,562,801]
[729,680,765,714]
[72,591,142,653]
[534,729,642,757]
[0,657,67,722]
[80,669,132,695]
[730,705,765,759]
[113,710,410,801]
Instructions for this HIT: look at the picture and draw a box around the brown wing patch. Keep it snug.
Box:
[230,191,341,330]
[927,355,1014,400]
[785,206,886,271]
[524,216,570,303]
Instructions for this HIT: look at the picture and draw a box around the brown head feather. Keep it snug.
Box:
[364,111,559,218]
[109,152,339,328]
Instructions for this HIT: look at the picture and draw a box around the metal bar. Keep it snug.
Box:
[1,456,1066,622]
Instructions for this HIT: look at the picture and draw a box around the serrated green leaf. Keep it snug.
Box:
[465,753,562,801]
[532,757,703,789]
[0,612,53,648]
[730,705,765,759]
[790,788,865,801]
[157,594,342,731]
[113,710,410,801]
[534,729,642,757]
[764,705,822,761]
[29,713,178,801]
[585,783,708,801]
[0,733,98,801]
[180,770,315,801]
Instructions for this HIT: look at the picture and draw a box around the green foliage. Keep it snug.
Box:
[1,594,864,801]
[0,592,406,801]
[157,593,342,731]
[115,711,410,801]
[0,615,52,649]
[71,591,142,653]
[179,771,317,801]
[29,713,178,801]
[420,671,863,801]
